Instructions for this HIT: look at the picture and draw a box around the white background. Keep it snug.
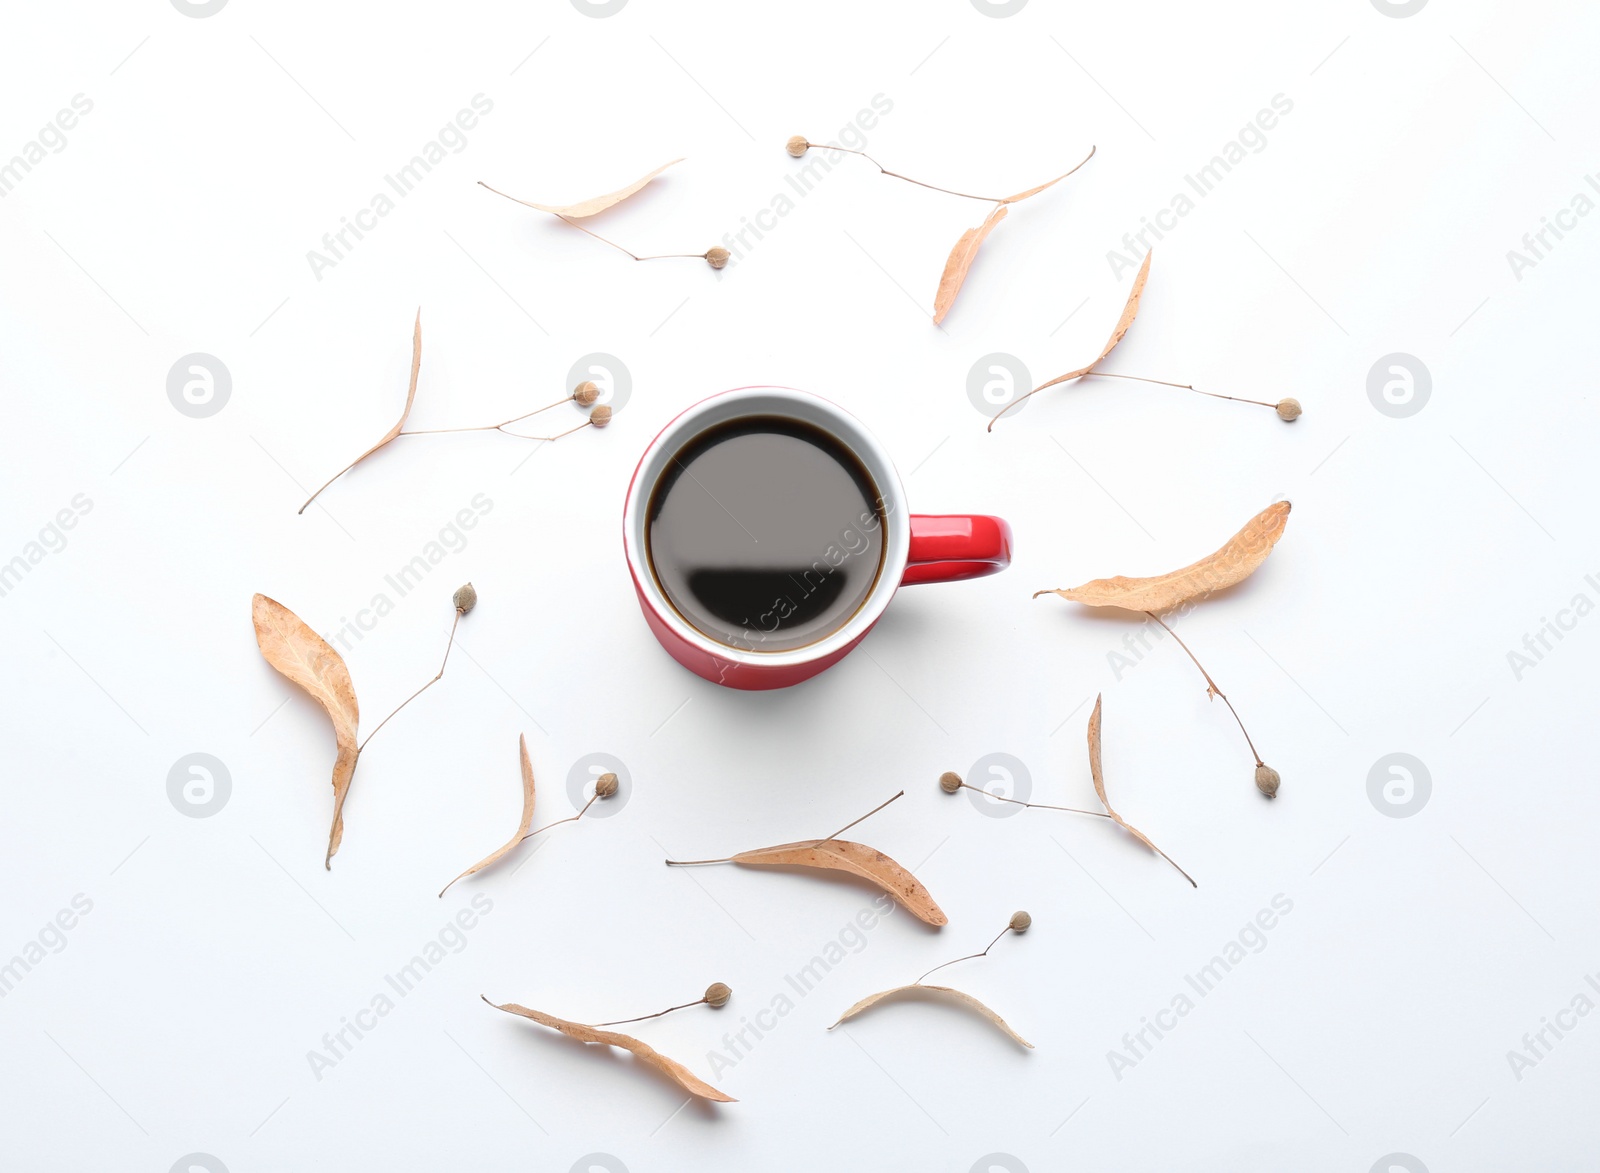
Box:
[2,0,1597,1170]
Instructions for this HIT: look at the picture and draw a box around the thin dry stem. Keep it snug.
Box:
[519,794,598,843]
[916,925,1014,985]
[499,419,592,441]
[596,997,707,1027]
[1090,372,1278,409]
[958,782,1110,819]
[819,143,1096,205]
[664,790,906,866]
[1145,611,1263,767]
[815,789,904,844]
[358,608,460,754]
[398,395,574,436]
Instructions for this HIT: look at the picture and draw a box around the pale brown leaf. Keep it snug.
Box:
[439,734,537,896]
[1036,501,1291,614]
[298,310,422,513]
[481,159,684,219]
[998,145,1097,204]
[933,203,1007,325]
[1090,247,1152,372]
[1088,695,1195,887]
[252,594,360,868]
[731,839,947,926]
[828,984,1033,1048]
[986,249,1151,431]
[484,999,736,1101]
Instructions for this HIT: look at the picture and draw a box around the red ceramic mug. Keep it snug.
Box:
[623,387,1012,689]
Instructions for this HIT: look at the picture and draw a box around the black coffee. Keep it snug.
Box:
[646,416,886,652]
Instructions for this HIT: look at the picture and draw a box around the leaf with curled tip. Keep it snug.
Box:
[479,159,684,219]
[988,249,1151,430]
[483,998,736,1102]
[1035,501,1291,614]
[1087,695,1195,887]
[731,839,948,926]
[828,984,1033,1048]
[998,145,1097,204]
[439,734,537,896]
[933,203,1007,325]
[299,310,423,513]
[251,594,360,868]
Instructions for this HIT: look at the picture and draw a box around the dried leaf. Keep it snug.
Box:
[298,311,422,513]
[1088,695,1195,887]
[484,999,735,1102]
[731,839,948,926]
[440,734,537,896]
[828,984,1032,1048]
[1036,501,1291,614]
[483,159,684,219]
[998,145,1097,203]
[252,594,360,868]
[1090,247,1152,372]
[986,250,1151,430]
[933,203,1007,325]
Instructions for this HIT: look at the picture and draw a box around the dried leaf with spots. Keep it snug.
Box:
[483,998,735,1102]
[731,840,948,926]
[251,594,360,867]
[299,310,423,513]
[1088,695,1195,887]
[987,250,1151,430]
[665,790,944,924]
[1035,501,1291,614]
[933,203,1008,325]
[829,984,1033,1048]
[439,734,537,896]
[481,158,684,219]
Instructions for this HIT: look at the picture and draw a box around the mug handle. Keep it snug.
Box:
[901,514,1013,586]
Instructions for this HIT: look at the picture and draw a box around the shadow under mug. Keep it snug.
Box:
[623,387,1012,690]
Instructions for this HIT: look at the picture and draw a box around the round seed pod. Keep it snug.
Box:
[589,405,613,428]
[938,771,963,795]
[706,247,730,270]
[452,583,477,614]
[573,380,600,407]
[1009,910,1032,933]
[594,772,619,799]
[704,982,732,1008]
[1276,398,1302,421]
[1255,764,1281,799]
[785,136,809,158]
